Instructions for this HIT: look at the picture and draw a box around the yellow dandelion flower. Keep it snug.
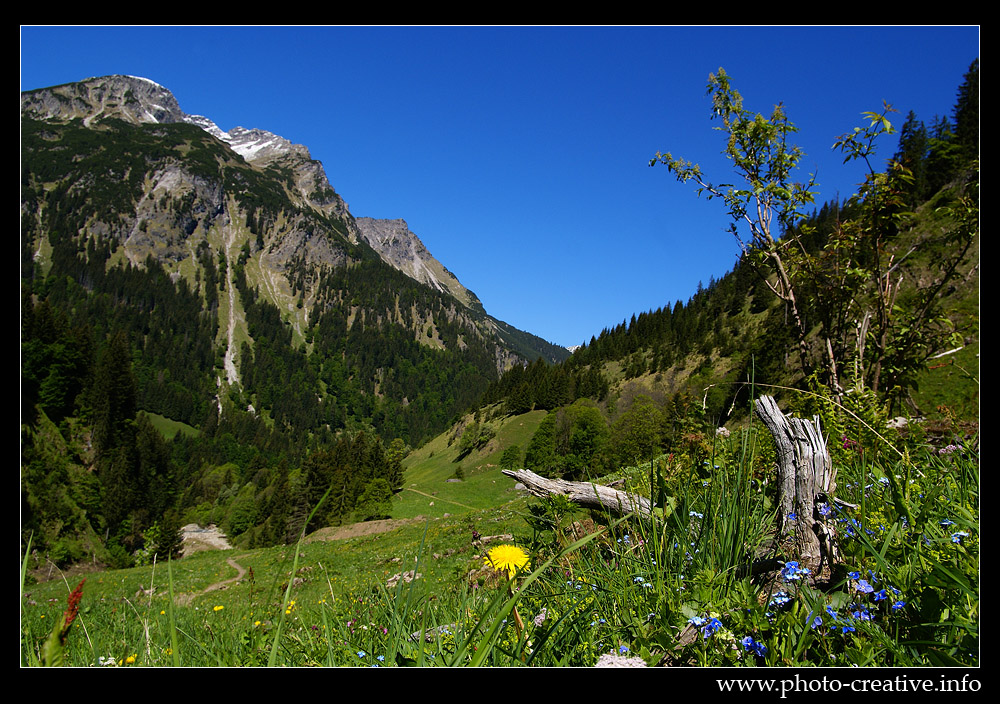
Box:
[213,605,224,612]
[483,544,530,580]
[125,654,136,664]
[160,610,165,615]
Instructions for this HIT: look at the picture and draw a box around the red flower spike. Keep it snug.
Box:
[60,579,86,641]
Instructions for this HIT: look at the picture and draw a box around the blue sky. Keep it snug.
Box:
[21,26,979,348]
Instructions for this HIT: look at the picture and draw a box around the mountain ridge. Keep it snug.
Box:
[21,75,496,324]
[21,74,569,449]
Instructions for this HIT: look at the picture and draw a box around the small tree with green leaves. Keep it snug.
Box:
[651,67,818,378]
[653,68,978,415]
[809,106,977,411]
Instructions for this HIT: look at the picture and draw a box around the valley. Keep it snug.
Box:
[20,60,978,669]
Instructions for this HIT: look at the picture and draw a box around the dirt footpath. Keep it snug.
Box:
[179,515,427,557]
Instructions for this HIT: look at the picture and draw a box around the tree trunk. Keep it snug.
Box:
[754,395,838,577]
[501,469,653,517]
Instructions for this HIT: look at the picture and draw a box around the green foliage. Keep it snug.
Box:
[609,395,664,469]
[524,400,610,480]
[483,356,606,415]
[525,494,578,552]
[948,59,979,172]
[651,68,817,243]
[355,478,394,522]
[20,294,93,424]
[524,412,559,477]
[300,432,403,531]
[892,110,930,207]
[224,485,260,538]
[651,67,817,378]
[812,108,978,410]
[456,420,494,458]
[792,372,894,467]
[499,444,522,471]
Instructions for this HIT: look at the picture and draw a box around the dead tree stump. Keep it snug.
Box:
[754,395,838,578]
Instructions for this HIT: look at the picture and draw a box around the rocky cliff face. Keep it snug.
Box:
[20,76,510,311]
[355,217,483,313]
[20,75,518,314]
[20,74,186,125]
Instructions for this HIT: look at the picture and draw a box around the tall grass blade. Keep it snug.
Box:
[20,534,39,667]
[167,555,181,666]
[268,482,333,667]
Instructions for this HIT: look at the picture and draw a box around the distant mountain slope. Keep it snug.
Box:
[354,217,484,313]
[21,75,568,446]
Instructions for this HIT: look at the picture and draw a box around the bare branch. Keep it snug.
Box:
[502,469,653,517]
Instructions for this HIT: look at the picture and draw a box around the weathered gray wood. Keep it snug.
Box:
[501,468,654,517]
[754,395,838,576]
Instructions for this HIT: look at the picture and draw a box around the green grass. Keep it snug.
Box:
[394,409,547,520]
[143,411,199,440]
[911,342,979,423]
[21,499,534,666]
[21,405,979,668]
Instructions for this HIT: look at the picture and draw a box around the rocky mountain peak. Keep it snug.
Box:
[20,74,185,126]
[221,126,307,163]
[23,76,568,344]
[22,75,303,166]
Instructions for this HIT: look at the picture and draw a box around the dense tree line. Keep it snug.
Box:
[308,257,507,445]
[21,284,409,564]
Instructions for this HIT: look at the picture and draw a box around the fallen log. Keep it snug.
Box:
[504,396,838,590]
[501,468,653,517]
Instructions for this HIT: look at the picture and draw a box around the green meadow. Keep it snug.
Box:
[21,404,978,668]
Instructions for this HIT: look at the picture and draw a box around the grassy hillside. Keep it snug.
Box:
[22,478,539,666]
[394,408,548,519]
[143,412,199,441]
[21,408,978,668]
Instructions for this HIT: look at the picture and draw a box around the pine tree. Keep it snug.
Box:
[524,412,559,477]
[892,110,930,206]
[500,445,523,471]
[303,448,336,529]
[99,446,136,536]
[135,412,173,519]
[155,510,185,560]
[90,331,138,460]
[355,478,393,522]
[952,59,979,164]
[384,438,406,493]
[926,115,962,197]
